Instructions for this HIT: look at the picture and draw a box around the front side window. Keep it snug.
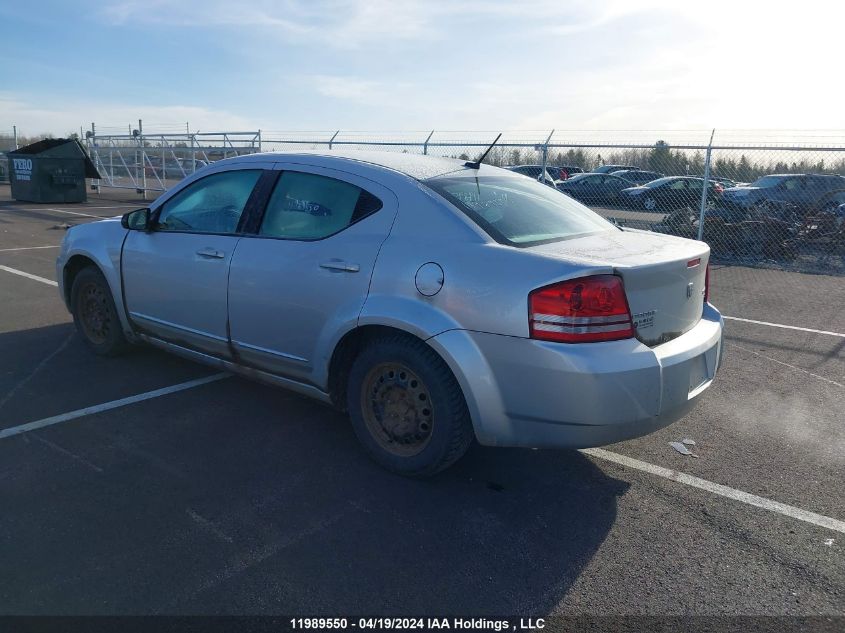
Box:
[259,171,382,240]
[425,175,614,246]
[156,169,261,233]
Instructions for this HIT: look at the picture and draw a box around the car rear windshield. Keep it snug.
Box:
[424,175,615,246]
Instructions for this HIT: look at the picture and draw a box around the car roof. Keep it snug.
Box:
[227,149,489,181]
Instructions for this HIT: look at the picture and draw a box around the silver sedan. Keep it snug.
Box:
[57,151,723,476]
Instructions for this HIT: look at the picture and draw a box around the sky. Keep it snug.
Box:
[1,0,844,137]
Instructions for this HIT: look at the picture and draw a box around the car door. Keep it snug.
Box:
[578,175,604,203]
[773,177,804,208]
[600,175,626,203]
[227,164,398,385]
[121,165,269,357]
[664,179,689,208]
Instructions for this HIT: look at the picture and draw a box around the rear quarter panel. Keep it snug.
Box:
[361,185,611,339]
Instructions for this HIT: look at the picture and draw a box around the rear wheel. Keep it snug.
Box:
[347,335,473,477]
[71,267,128,356]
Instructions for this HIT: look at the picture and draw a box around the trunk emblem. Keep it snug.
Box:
[686,282,694,299]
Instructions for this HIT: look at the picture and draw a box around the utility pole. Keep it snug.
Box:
[12,125,18,150]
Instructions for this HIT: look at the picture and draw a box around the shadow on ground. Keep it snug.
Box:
[0,324,629,615]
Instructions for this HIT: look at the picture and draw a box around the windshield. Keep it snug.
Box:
[749,176,786,188]
[424,175,614,246]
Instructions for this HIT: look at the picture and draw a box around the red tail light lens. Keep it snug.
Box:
[704,263,710,303]
[529,275,634,343]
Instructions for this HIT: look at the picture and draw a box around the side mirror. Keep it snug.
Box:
[121,208,151,231]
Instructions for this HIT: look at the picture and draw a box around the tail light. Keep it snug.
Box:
[529,275,634,343]
[714,183,724,194]
[704,263,710,303]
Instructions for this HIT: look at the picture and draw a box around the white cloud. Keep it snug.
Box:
[0,93,257,137]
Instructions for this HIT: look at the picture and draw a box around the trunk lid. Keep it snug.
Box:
[527,229,709,346]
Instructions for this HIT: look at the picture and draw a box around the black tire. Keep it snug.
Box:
[347,334,473,477]
[70,267,128,356]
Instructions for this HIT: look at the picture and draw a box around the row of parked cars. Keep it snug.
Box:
[505,163,845,262]
[506,163,845,216]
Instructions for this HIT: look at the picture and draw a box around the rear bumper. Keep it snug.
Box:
[428,304,723,448]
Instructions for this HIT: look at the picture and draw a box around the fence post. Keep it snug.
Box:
[328,130,339,150]
[90,122,100,192]
[539,129,554,184]
[258,129,262,153]
[423,130,434,155]
[139,119,147,201]
[697,128,715,242]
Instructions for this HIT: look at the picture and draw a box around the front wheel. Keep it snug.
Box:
[643,196,658,211]
[346,335,474,477]
[71,267,128,356]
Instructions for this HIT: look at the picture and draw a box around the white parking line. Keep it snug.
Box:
[583,447,845,535]
[0,205,134,211]
[0,206,105,219]
[46,208,111,219]
[0,373,229,441]
[0,360,841,535]
[729,343,844,389]
[0,265,57,286]
[724,316,845,338]
[0,245,59,252]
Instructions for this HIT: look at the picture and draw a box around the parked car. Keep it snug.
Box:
[785,203,845,259]
[57,151,722,476]
[610,169,664,185]
[621,176,723,211]
[592,164,639,174]
[504,164,562,187]
[556,173,634,205]
[709,176,744,189]
[546,165,584,180]
[653,207,794,261]
[813,188,845,214]
[720,174,845,215]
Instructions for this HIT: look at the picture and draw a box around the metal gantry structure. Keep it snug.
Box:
[84,121,262,198]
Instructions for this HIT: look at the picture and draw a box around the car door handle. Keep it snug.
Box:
[196,248,225,259]
[319,260,360,273]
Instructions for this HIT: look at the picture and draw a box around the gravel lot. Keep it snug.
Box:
[0,185,843,619]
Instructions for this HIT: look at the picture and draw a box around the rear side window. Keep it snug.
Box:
[425,175,613,246]
[259,171,382,240]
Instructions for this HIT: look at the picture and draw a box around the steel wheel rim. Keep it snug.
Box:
[79,282,112,345]
[361,362,433,457]
[644,197,657,210]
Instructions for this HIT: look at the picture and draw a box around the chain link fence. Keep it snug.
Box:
[0,129,16,183]
[257,131,845,276]
[8,124,842,275]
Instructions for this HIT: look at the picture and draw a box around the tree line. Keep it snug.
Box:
[476,140,845,182]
